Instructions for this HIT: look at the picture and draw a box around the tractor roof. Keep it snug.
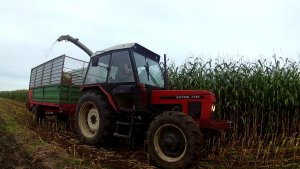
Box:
[94,43,135,55]
[93,43,160,62]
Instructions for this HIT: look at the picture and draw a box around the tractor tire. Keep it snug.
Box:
[147,111,203,169]
[75,90,113,145]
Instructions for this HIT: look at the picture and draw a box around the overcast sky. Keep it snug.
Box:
[0,0,300,90]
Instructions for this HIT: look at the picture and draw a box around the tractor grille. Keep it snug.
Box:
[188,102,201,118]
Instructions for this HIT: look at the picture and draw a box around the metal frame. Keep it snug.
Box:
[29,55,88,89]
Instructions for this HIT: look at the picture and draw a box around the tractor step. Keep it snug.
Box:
[134,122,146,125]
[114,119,133,140]
[113,133,130,139]
[114,113,146,146]
[119,108,139,113]
[116,121,132,126]
[115,121,145,126]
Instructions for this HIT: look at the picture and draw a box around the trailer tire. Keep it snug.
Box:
[75,90,113,145]
[147,111,203,169]
[32,106,45,124]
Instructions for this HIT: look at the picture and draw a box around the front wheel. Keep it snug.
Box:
[147,111,203,169]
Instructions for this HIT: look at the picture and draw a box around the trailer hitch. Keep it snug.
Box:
[57,35,93,57]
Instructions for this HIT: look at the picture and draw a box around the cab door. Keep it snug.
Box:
[108,50,137,110]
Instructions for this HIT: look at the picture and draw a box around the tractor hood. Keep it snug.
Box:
[151,90,215,105]
[150,90,231,129]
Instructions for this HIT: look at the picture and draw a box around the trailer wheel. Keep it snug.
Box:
[32,106,45,124]
[75,91,113,145]
[147,111,203,169]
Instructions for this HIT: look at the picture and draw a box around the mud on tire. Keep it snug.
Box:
[147,111,203,169]
[75,90,113,145]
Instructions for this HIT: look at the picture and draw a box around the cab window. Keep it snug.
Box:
[85,54,110,84]
[134,52,164,87]
[108,51,134,83]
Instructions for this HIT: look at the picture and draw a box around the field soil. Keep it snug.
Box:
[0,98,299,169]
[0,98,154,169]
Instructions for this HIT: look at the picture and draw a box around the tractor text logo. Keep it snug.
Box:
[160,95,204,99]
[176,95,203,99]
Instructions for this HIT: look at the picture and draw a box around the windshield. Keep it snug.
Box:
[134,52,164,88]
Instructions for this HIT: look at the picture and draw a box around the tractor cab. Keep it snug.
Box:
[83,43,165,110]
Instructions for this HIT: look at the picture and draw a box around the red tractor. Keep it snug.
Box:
[27,35,230,169]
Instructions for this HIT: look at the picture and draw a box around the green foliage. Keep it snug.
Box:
[168,56,300,136]
[0,90,28,103]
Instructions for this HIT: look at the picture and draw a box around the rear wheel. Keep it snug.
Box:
[147,111,203,169]
[75,91,113,145]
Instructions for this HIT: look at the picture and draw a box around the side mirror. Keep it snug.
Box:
[91,56,99,67]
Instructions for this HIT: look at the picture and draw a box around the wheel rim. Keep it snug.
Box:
[79,101,100,138]
[153,124,187,162]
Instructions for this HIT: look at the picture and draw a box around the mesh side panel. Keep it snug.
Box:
[29,55,88,88]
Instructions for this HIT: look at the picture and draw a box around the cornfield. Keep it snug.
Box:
[0,90,28,103]
[168,56,300,137]
[1,56,300,137]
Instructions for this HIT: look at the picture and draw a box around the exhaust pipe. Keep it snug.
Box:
[164,54,169,89]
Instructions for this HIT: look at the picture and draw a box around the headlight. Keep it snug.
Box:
[211,104,215,112]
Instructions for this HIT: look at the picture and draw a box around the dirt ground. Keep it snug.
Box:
[0,117,37,169]
[0,98,299,169]
[0,98,156,169]
[31,124,154,169]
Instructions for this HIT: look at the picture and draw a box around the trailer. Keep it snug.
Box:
[27,55,88,118]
